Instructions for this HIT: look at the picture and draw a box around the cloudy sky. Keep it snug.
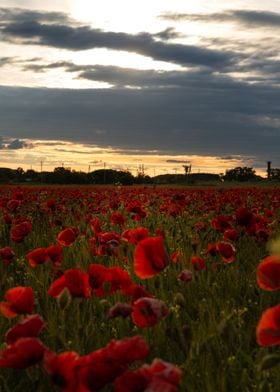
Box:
[0,0,280,176]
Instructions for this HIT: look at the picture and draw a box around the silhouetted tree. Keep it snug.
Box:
[223,167,257,182]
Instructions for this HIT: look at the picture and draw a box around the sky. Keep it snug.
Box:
[0,0,280,176]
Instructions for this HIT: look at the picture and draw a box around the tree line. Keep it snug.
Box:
[0,165,279,185]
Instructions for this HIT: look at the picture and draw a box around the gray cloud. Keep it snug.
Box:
[0,8,234,69]
[160,9,280,29]
[0,74,279,167]
[0,56,16,67]
[7,138,27,149]
[0,7,72,24]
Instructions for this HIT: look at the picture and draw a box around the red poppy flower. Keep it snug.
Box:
[216,241,236,263]
[10,221,32,243]
[206,244,217,257]
[224,228,239,242]
[0,337,46,369]
[48,268,90,298]
[211,215,232,232]
[191,256,206,270]
[134,236,168,279]
[236,207,255,228]
[0,286,35,318]
[96,231,120,256]
[44,350,79,391]
[121,283,153,301]
[76,336,149,391]
[111,212,126,226]
[256,304,280,346]
[5,314,46,344]
[26,247,49,267]
[115,359,182,392]
[0,246,15,265]
[131,297,168,327]
[257,255,280,291]
[57,227,78,246]
[88,264,132,297]
[122,227,149,244]
[46,245,64,266]
[107,303,133,319]
[89,217,102,235]
[179,269,192,283]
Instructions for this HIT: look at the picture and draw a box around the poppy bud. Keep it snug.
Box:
[57,287,71,310]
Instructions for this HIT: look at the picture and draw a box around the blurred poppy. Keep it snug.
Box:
[111,212,126,226]
[179,269,192,283]
[26,247,49,267]
[131,297,168,327]
[114,359,182,392]
[191,256,206,270]
[211,215,232,232]
[48,268,90,298]
[76,336,149,391]
[216,241,236,263]
[0,337,46,369]
[44,350,79,391]
[0,246,15,265]
[256,304,280,346]
[57,227,78,246]
[5,314,46,344]
[46,245,64,266]
[88,264,132,297]
[224,228,239,242]
[10,221,32,243]
[122,227,149,244]
[257,255,280,291]
[106,303,132,319]
[0,286,35,318]
[134,236,168,279]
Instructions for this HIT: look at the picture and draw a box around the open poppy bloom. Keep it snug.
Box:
[131,297,169,328]
[5,314,46,344]
[57,227,78,246]
[48,268,91,298]
[191,256,206,270]
[10,221,32,243]
[257,255,280,291]
[215,241,236,263]
[0,286,35,318]
[44,351,80,391]
[75,336,149,391]
[122,227,149,244]
[0,337,46,369]
[134,236,168,279]
[88,264,132,297]
[26,248,49,267]
[114,359,182,392]
[0,246,15,265]
[256,304,280,346]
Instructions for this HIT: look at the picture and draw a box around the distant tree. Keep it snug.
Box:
[223,166,257,182]
[270,168,280,180]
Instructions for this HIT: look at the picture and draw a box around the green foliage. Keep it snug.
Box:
[223,166,258,182]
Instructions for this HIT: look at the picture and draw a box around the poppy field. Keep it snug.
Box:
[0,184,280,391]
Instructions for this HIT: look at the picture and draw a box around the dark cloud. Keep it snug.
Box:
[0,56,16,67]
[166,159,191,164]
[0,137,27,149]
[0,8,234,69]
[160,9,280,29]
[7,138,27,149]
[0,73,279,166]
[0,7,72,24]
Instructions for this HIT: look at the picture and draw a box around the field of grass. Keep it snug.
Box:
[0,185,279,391]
